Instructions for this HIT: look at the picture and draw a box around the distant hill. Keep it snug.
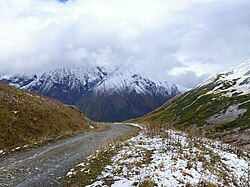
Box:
[1,65,182,122]
[134,60,250,148]
[0,82,98,151]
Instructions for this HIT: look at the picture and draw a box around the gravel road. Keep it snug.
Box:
[0,123,135,187]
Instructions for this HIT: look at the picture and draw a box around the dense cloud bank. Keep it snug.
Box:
[0,0,249,88]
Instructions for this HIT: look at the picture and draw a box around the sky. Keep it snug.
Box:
[0,0,250,88]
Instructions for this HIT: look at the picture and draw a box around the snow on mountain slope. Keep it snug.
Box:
[0,74,38,88]
[0,65,182,122]
[1,65,181,97]
[92,65,179,97]
[26,66,108,93]
[134,60,250,148]
[199,59,250,96]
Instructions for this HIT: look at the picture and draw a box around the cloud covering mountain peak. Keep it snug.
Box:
[1,0,250,88]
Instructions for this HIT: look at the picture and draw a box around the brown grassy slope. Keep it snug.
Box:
[0,82,100,150]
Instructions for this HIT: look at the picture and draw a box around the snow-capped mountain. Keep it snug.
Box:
[198,60,250,96]
[0,65,181,122]
[92,65,179,97]
[137,60,250,148]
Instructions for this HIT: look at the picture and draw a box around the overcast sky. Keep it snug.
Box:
[0,0,250,88]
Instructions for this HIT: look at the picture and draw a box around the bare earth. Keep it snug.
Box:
[0,123,135,187]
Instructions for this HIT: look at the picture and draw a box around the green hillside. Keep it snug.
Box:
[133,62,250,148]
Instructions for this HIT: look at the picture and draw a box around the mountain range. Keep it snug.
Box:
[0,65,182,122]
[135,60,250,148]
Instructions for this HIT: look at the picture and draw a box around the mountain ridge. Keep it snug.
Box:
[133,60,250,148]
[197,59,250,96]
[0,65,183,122]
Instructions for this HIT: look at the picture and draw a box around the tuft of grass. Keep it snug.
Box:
[138,178,156,187]
[197,181,218,187]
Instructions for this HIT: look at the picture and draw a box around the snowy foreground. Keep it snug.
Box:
[67,129,249,187]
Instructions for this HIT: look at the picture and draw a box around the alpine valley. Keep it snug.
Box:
[0,65,182,122]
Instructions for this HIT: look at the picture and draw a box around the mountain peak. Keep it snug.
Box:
[0,65,181,122]
[199,60,250,96]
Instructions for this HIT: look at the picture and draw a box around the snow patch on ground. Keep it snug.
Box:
[82,130,249,187]
[66,169,75,177]
[11,147,21,151]
[117,123,145,130]
[12,110,18,115]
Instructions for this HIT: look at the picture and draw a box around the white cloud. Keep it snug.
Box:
[0,0,250,88]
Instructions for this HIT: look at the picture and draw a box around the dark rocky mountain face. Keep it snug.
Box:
[79,90,176,122]
[0,66,181,122]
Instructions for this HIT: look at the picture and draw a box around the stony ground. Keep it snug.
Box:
[0,123,135,187]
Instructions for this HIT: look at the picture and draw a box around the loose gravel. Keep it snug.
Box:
[0,123,135,187]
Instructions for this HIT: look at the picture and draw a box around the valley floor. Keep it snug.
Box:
[67,127,249,187]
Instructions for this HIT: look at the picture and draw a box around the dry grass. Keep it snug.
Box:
[143,121,249,154]
[65,127,249,186]
[0,82,104,151]
[138,178,156,187]
[65,129,140,187]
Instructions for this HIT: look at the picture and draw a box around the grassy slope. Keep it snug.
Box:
[0,82,101,151]
[131,78,250,146]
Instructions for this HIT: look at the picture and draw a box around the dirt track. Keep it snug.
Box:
[0,123,135,187]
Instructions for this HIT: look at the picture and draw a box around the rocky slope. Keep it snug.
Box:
[0,82,98,151]
[1,66,181,122]
[134,60,250,148]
